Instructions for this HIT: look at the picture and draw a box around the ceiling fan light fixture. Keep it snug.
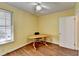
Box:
[36,5,42,11]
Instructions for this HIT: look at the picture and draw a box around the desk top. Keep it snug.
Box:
[28,34,49,39]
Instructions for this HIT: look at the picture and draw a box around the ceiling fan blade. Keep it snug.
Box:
[41,5,49,9]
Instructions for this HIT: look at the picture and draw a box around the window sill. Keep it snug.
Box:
[0,40,14,45]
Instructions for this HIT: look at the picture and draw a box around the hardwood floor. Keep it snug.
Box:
[4,42,78,56]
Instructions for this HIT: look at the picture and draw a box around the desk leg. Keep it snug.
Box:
[33,41,36,50]
[43,37,48,46]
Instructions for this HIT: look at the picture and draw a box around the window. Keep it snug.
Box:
[0,9,13,45]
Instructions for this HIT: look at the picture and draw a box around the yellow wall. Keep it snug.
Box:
[38,9,75,44]
[0,3,38,55]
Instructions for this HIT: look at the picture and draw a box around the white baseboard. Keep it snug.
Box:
[51,41,59,45]
[0,41,32,56]
[59,44,79,50]
[52,41,59,45]
[51,40,79,50]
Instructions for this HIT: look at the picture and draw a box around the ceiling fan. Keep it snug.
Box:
[29,2,49,12]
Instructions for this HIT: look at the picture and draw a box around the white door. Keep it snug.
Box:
[59,16,75,49]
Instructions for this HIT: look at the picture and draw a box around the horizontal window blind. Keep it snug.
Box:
[0,9,13,44]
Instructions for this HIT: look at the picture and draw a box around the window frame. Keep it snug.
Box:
[0,8,14,45]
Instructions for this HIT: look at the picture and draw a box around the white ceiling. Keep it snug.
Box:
[6,2,75,16]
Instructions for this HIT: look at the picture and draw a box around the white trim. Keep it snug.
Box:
[0,40,14,45]
[52,41,59,45]
[0,41,32,56]
[75,8,79,51]
[59,45,78,50]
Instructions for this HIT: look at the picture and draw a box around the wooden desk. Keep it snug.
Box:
[28,34,49,50]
